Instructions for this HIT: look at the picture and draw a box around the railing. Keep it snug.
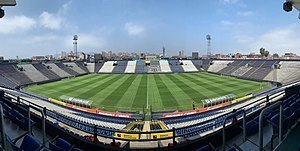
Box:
[258,101,283,151]
[0,83,290,147]
[222,109,246,150]
[0,104,6,150]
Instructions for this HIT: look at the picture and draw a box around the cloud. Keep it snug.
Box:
[39,12,63,30]
[124,22,145,35]
[220,0,240,4]
[237,11,254,16]
[38,1,72,30]
[0,15,36,34]
[221,20,234,26]
[22,34,59,44]
[234,24,300,54]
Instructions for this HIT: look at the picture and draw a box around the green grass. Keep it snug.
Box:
[23,72,273,112]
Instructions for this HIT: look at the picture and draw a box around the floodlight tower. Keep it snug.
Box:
[73,35,78,59]
[206,34,212,57]
[162,47,166,58]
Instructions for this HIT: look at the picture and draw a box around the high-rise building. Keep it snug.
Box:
[179,51,182,57]
[192,52,199,59]
[61,51,67,59]
[162,47,166,58]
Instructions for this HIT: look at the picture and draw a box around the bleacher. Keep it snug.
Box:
[135,60,147,73]
[191,60,202,71]
[86,63,95,73]
[169,60,184,73]
[94,62,104,73]
[32,63,61,80]
[200,59,211,71]
[0,64,33,86]
[56,63,80,76]
[99,61,115,73]
[46,63,71,78]
[75,61,90,73]
[207,60,233,73]
[264,61,300,84]
[63,62,86,75]
[0,74,18,88]
[180,60,198,72]
[217,60,242,75]
[112,61,128,73]
[159,60,172,73]
[125,61,136,73]
[17,64,49,82]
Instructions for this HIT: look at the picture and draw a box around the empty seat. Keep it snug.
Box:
[49,137,73,151]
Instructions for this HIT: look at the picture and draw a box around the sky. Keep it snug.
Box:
[0,0,300,59]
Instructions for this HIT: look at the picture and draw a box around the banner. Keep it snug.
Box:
[114,132,139,140]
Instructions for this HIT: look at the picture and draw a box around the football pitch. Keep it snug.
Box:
[24,72,273,112]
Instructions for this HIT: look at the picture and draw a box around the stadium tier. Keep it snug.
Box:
[32,63,61,80]
[1,59,300,89]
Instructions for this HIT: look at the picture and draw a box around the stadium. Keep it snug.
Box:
[1,0,300,151]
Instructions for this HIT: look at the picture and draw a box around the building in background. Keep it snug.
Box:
[192,52,199,59]
[32,56,45,61]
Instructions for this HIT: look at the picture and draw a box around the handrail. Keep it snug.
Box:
[258,101,283,151]
[0,104,6,150]
[27,104,46,146]
[0,85,289,143]
[222,109,246,151]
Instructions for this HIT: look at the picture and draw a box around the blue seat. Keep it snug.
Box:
[49,137,73,151]
[246,120,258,136]
[7,134,41,151]
[20,135,41,151]
[195,144,212,151]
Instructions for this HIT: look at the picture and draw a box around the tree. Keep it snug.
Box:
[259,47,269,58]
[264,50,269,58]
[273,53,279,58]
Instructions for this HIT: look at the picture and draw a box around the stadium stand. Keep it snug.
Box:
[75,61,90,73]
[148,60,161,73]
[207,60,233,73]
[0,74,18,89]
[125,61,137,73]
[159,60,172,73]
[0,64,33,86]
[191,60,202,71]
[94,62,104,73]
[231,65,252,77]
[135,60,148,73]
[99,61,115,73]
[17,64,49,82]
[112,61,128,73]
[46,63,71,78]
[217,60,243,75]
[264,61,300,84]
[179,60,198,72]
[200,59,211,71]
[56,63,80,76]
[63,62,86,75]
[86,63,95,73]
[32,63,61,80]
[169,60,185,73]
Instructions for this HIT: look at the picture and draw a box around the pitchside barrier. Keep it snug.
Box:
[48,98,132,118]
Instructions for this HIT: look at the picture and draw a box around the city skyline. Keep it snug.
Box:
[1,0,300,59]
